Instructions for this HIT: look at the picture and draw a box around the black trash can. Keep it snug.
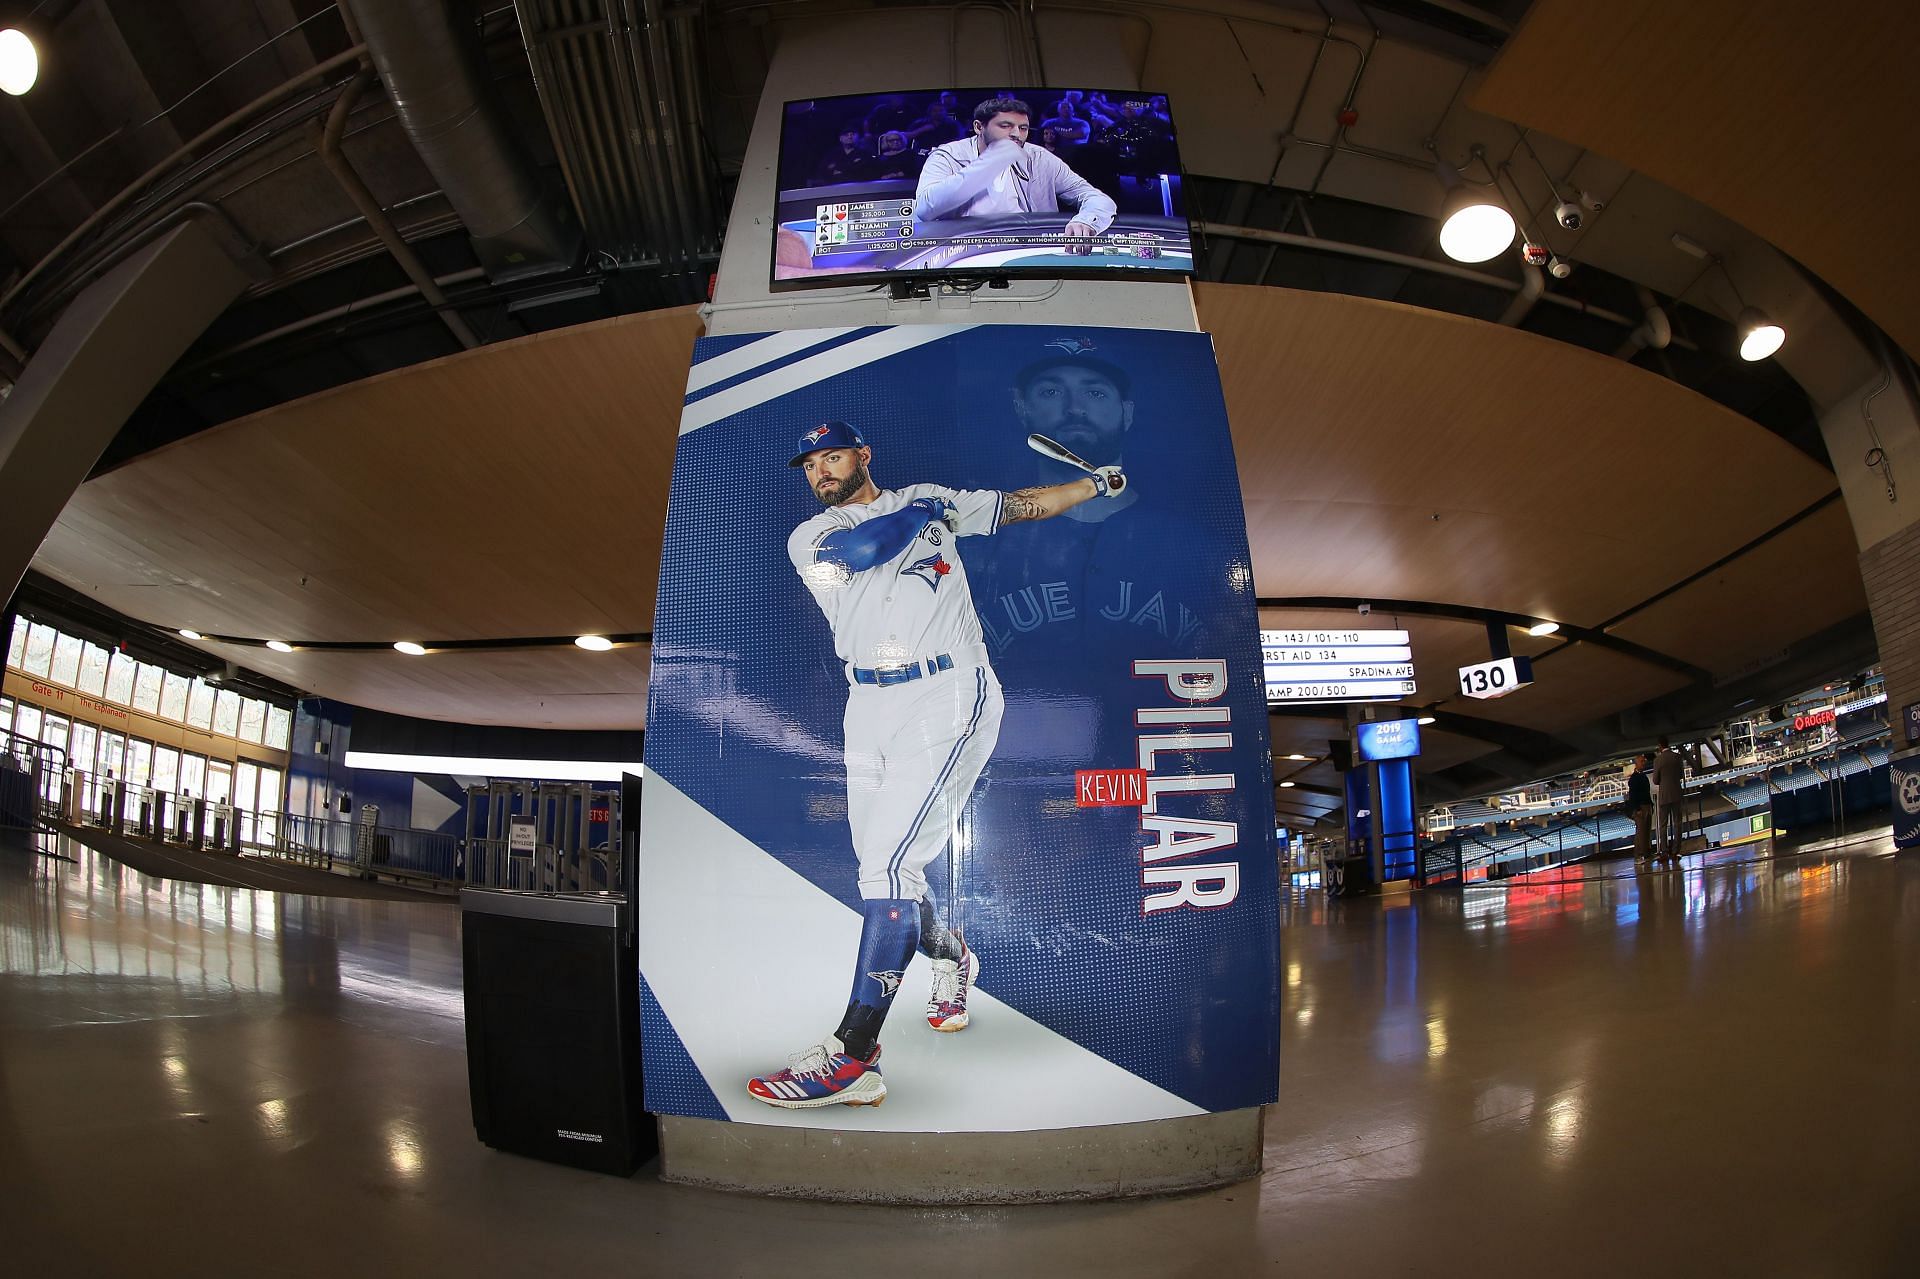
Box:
[460,889,652,1176]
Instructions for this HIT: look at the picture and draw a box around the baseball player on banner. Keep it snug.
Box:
[745,419,1127,1109]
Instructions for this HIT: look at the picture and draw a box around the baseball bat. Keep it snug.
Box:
[1028,433,1126,494]
[1027,433,1098,473]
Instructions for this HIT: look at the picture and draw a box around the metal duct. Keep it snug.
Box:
[1614,286,1672,361]
[513,0,722,280]
[347,0,580,283]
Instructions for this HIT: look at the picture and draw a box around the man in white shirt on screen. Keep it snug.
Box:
[913,95,1116,251]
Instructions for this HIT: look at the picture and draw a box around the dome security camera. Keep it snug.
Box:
[1555,201,1584,231]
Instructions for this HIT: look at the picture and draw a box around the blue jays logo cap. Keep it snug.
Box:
[1015,336,1132,398]
[788,419,867,467]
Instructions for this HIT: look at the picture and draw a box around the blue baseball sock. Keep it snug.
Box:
[833,898,920,1060]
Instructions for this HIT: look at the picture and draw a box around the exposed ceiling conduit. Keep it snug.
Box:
[1497,263,1544,326]
[311,70,481,350]
[1200,221,1699,349]
[1613,285,1671,361]
[347,0,580,283]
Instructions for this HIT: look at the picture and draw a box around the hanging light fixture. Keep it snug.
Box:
[0,29,37,96]
[1436,147,1514,264]
[1737,307,1786,361]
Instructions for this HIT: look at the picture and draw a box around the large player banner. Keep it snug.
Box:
[640,323,1277,1131]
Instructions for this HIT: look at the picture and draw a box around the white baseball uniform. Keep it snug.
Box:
[789,483,1006,901]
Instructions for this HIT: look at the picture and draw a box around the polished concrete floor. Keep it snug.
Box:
[4,827,1917,1276]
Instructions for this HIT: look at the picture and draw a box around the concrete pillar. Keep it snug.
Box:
[0,219,251,602]
[658,7,1266,1202]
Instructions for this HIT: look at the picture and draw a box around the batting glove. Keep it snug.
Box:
[1092,466,1128,498]
[908,495,959,529]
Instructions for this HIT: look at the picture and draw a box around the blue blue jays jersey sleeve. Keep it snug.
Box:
[898,483,1002,537]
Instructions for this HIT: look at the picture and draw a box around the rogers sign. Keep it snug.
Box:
[1793,708,1837,732]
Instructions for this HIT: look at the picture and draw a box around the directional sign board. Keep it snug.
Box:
[1456,655,1533,700]
[1263,629,1417,704]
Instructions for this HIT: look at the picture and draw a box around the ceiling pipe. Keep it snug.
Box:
[347,0,579,283]
[185,267,489,369]
[310,70,481,350]
[1613,285,1671,361]
[1200,221,1700,349]
[1497,263,1544,326]
[0,43,367,327]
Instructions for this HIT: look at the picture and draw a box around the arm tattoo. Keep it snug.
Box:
[999,487,1050,525]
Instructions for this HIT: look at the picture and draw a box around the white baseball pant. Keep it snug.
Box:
[843,658,1003,901]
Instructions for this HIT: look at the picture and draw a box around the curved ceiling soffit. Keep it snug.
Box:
[1470,0,1920,365]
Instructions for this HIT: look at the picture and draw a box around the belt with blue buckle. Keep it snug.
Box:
[853,653,954,687]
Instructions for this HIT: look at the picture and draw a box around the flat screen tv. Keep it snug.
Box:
[771,87,1193,289]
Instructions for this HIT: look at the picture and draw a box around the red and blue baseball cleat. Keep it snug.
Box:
[746,1036,886,1109]
[926,940,979,1032]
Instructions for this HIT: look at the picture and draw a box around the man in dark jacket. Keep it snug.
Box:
[1626,755,1653,865]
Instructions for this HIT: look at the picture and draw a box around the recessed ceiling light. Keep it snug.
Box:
[1286,753,1310,761]
[178,628,202,640]
[574,635,614,652]
[1418,716,1437,725]
[394,641,427,656]
[1279,781,1296,788]
[1527,621,1560,637]
[265,640,294,653]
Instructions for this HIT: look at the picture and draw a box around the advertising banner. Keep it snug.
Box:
[639,323,1277,1131]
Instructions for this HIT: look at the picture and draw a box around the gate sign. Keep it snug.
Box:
[1456,655,1533,700]
[1262,629,1416,704]
[508,816,537,856]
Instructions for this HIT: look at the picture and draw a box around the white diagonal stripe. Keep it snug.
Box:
[685,327,859,395]
[638,771,1203,1131]
[679,325,977,436]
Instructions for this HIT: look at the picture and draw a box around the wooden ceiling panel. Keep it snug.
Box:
[198,641,651,730]
[1198,283,1839,630]
[1607,501,1866,677]
[1471,0,1920,361]
[38,306,704,642]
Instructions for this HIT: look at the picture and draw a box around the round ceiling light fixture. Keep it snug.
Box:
[0,29,38,96]
[1527,621,1561,637]
[1279,781,1296,788]
[394,641,428,656]
[574,635,614,652]
[1737,307,1785,361]
[265,640,294,653]
[1417,715,1437,726]
[178,628,202,640]
[1438,187,1515,263]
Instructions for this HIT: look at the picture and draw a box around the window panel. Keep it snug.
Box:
[239,698,266,744]
[98,732,125,778]
[186,680,214,731]
[160,672,188,722]
[206,760,233,805]
[266,706,291,751]
[0,696,12,736]
[181,753,207,798]
[70,723,97,775]
[235,761,258,812]
[7,616,26,668]
[77,643,109,696]
[105,651,136,705]
[15,704,41,743]
[256,766,283,814]
[40,713,69,755]
[213,689,241,737]
[24,623,55,677]
[132,664,163,714]
[127,739,153,788]
[49,633,82,686]
[153,746,179,795]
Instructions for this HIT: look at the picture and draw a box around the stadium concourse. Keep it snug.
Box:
[3,0,1920,1270]
[4,823,1916,1273]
